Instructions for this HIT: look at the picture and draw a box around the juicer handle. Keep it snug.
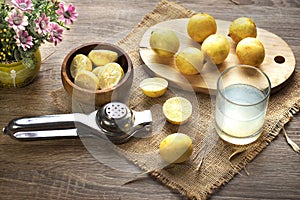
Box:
[2,114,78,139]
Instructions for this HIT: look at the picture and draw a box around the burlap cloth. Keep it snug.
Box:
[51,0,300,199]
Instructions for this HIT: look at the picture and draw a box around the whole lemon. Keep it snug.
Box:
[229,17,257,43]
[175,47,205,75]
[149,29,180,57]
[187,13,217,43]
[201,34,230,65]
[236,37,265,67]
[159,133,193,164]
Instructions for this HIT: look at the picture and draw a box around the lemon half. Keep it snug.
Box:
[75,70,99,90]
[70,54,93,78]
[92,66,105,77]
[88,50,118,66]
[98,62,124,89]
[140,77,168,98]
[163,97,192,125]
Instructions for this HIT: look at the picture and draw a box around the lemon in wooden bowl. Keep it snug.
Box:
[61,42,133,107]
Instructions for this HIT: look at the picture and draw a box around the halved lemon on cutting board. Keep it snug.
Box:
[139,77,168,98]
[163,97,192,125]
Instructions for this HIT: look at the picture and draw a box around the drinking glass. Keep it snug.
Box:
[215,65,271,145]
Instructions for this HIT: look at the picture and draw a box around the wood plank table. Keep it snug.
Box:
[0,0,299,199]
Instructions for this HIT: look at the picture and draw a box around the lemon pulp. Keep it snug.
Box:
[70,54,93,78]
[75,70,99,90]
[163,97,192,125]
[98,62,124,89]
[140,77,168,98]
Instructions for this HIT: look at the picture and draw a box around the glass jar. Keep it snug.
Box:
[0,49,41,88]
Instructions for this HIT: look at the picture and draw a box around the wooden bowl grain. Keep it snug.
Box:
[61,42,133,107]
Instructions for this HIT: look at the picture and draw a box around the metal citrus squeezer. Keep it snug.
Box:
[3,102,152,144]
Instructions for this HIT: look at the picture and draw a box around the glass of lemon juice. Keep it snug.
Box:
[215,65,271,145]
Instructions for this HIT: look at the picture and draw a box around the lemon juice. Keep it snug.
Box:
[215,83,268,145]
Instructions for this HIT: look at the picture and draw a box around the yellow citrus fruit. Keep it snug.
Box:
[229,17,257,43]
[149,29,180,57]
[175,47,205,75]
[74,70,99,90]
[92,66,105,77]
[201,34,230,65]
[187,13,217,43]
[98,62,124,89]
[163,97,192,125]
[88,50,118,66]
[159,133,193,164]
[236,37,265,67]
[70,54,93,78]
[139,77,168,98]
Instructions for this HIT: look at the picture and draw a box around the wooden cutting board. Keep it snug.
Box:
[139,18,296,94]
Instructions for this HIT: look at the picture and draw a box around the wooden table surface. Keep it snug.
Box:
[0,0,299,199]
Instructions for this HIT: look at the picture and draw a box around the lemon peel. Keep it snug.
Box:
[236,37,265,67]
[175,47,204,75]
[159,133,193,164]
[149,29,180,57]
[187,13,217,43]
[229,17,257,43]
[201,34,230,65]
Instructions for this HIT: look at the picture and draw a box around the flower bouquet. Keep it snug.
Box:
[0,0,77,87]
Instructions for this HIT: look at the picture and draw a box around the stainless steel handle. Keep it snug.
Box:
[2,105,153,144]
[2,114,77,139]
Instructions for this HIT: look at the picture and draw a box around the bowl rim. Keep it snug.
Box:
[61,42,133,94]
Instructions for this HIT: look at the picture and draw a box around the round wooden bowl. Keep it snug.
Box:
[61,42,133,107]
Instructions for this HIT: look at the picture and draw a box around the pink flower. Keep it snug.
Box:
[56,2,78,25]
[35,13,50,35]
[5,9,28,31]
[48,22,63,46]
[12,0,33,12]
[14,30,33,51]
